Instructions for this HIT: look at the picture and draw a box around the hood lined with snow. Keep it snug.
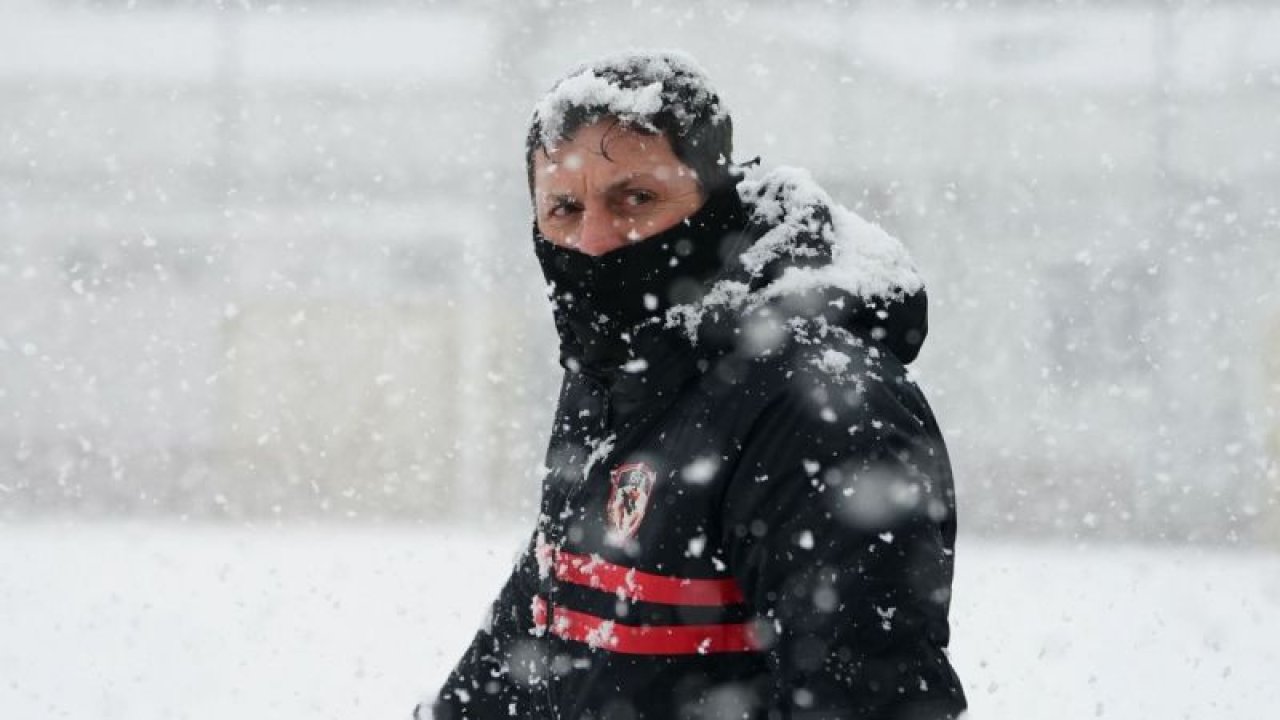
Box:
[671,166,929,365]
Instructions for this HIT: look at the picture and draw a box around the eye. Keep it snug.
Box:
[547,199,582,220]
[621,189,657,208]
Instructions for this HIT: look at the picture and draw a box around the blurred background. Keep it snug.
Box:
[4,0,1279,543]
[2,1,1278,718]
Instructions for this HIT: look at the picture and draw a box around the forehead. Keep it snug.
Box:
[533,121,680,189]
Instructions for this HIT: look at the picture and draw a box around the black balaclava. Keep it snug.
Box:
[534,185,749,372]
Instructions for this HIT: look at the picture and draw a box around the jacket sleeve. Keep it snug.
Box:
[721,365,967,720]
[422,531,546,720]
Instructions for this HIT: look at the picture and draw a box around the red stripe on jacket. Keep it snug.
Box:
[554,550,745,607]
[532,596,758,655]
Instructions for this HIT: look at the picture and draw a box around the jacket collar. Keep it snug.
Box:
[534,186,750,375]
[534,170,932,418]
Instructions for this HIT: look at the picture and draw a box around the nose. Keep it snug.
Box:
[575,208,630,256]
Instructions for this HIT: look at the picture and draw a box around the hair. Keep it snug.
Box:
[525,52,738,199]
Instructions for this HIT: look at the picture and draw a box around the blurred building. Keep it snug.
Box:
[0,0,1277,543]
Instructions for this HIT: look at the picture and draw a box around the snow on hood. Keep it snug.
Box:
[530,50,726,149]
[666,166,924,342]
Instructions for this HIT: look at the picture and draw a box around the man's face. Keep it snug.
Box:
[533,120,705,256]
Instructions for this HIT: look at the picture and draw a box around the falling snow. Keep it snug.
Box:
[1,1,1277,719]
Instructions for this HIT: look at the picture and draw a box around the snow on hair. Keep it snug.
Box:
[530,50,726,149]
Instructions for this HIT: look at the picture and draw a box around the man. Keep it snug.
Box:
[425,51,966,720]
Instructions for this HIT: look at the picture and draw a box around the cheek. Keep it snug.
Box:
[536,216,567,243]
[538,216,592,249]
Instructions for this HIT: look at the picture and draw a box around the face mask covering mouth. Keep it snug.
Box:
[534,185,748,369]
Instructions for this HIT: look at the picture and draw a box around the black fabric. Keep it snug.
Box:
[533,185,750,371]
[426,183,966,720]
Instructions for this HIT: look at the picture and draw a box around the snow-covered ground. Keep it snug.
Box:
[1,522,1276,719]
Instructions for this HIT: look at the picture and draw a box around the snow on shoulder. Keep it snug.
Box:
[668,166,924,339]
[531,50,725,147]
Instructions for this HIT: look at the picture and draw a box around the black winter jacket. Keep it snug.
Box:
[427,172,966,720]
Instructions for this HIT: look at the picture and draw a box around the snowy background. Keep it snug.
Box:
[1,0,1278,718]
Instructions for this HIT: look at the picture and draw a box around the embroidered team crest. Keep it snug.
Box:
[606,462,657,539]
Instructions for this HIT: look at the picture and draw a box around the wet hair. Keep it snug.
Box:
[525,52,738,198]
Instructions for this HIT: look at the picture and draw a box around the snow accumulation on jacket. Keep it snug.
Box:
[425,167,967,720]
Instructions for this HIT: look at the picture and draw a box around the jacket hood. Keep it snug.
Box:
[670,167,929,365]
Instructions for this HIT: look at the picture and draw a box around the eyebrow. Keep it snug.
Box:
[603,173,657,192]
[543,192,578,207]
[538,171,668,209]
